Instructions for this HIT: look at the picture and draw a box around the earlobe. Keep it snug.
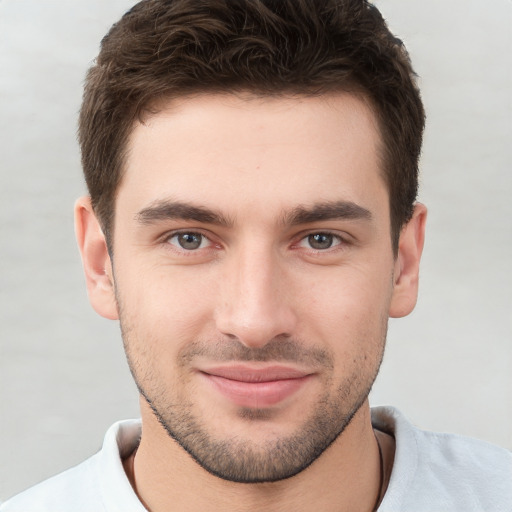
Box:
[74,197,119,320]
[389,203,427,318]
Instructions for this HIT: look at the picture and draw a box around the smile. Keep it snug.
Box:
[199,365,314,408]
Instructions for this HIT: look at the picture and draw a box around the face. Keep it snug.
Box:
[83,93,420,483]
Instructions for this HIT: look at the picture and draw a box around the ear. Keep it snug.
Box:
[74,197,118,320]
[389,203,427,318]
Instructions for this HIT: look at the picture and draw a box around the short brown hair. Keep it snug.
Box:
[79,0,424,250]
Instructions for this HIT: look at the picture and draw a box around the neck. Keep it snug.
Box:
[125,400,390,512]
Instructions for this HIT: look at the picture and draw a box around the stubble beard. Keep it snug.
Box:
[119,312,386,484]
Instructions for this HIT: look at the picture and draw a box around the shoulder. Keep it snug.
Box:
[0,454,102,512]
[372,406,512,512]
[0,420,143,512]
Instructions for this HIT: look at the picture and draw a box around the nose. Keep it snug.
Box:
[214,245,298,349]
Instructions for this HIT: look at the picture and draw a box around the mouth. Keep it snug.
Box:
[198,365,314,408]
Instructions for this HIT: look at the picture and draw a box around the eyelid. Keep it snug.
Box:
[169,232,210,250]
[161,228,219,253]
[158,228,351,255]
[293,230,349,251]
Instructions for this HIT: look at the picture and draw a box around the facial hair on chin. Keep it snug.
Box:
[120,319,386,484]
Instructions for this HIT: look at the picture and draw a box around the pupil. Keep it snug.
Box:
[179,233,202,250]
[309,233,333,249]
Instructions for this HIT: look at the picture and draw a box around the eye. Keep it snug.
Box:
[167,232,210,251]
[299,232,342,250]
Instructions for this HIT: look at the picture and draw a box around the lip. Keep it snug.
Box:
[199,365,313,408]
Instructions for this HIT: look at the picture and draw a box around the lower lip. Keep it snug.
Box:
[202,373,311,408]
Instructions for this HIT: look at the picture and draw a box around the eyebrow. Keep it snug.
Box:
[135,199,372,228]
[136,200,233,227]
[284,200,372,225]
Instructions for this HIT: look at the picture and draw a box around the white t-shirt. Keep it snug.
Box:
[2,407,511,511]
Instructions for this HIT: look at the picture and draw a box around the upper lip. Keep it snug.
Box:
[200,365,311,383]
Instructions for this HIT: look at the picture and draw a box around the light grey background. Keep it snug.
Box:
[1,0,511,502]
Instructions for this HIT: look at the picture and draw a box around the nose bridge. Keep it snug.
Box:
[215,239,296,347]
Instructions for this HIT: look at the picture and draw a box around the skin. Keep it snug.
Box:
[75,92,426,512]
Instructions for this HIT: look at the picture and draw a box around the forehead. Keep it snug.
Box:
[118,92,388,223]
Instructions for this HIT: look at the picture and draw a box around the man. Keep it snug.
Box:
[1,0,510,510]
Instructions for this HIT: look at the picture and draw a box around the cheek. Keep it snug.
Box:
[299,264,393,346]
[116,271,213,396]
[115,263,217,352]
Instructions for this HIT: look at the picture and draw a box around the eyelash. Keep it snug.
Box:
[163,230,217,255]
[162,230,348,255]
[295,232,344,252]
